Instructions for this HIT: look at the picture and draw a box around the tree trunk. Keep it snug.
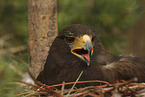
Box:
[126,0,145,56]
[28,0,58,78]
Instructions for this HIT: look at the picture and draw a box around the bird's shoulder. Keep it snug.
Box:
[102,54,145,81]
[103,54,145,70]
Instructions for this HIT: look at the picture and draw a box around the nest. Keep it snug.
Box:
[17,72,145,97]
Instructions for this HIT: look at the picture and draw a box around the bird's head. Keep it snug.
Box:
[58,24,97,66]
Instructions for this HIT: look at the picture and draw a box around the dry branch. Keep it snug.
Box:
[0,45,27,54]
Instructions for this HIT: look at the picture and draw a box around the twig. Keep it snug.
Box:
[66,71,83,97]
[74,91,90,97]
[11,55,29,68]
[37,81,63,97]
[16,90,42,97]
[0,34,12,47]
[16,80,63,97]
[47,80,110,88]
[61,81,65,95]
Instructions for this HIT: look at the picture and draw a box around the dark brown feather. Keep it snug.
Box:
[37,24,145,88]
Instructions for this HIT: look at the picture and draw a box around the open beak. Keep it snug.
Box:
[71,35,93,66]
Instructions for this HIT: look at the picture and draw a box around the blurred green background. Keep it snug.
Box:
[0,0,145,96]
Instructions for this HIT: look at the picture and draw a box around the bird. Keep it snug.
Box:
[37,24,145,88]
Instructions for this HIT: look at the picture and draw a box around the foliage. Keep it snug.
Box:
[58,0,141,31]
[0,55,29,97]
[0,0,28,45]
[58,0,143,54]
[0,0,28,96]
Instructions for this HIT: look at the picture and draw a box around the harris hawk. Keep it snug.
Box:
[37,24,145,87]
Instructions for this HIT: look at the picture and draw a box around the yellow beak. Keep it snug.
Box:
[71,35,93,66]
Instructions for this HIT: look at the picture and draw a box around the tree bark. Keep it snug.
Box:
[28,0,58,78]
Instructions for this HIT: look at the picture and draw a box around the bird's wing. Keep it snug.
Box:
[102,55,145,82]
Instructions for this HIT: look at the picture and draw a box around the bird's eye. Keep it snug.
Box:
[91,36,96,42]
[65,37,75,44]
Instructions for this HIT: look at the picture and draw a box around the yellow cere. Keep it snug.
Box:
[83,34,91,42]
[72,34,91,49]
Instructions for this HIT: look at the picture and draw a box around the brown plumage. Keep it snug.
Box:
[37,24,145,87]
